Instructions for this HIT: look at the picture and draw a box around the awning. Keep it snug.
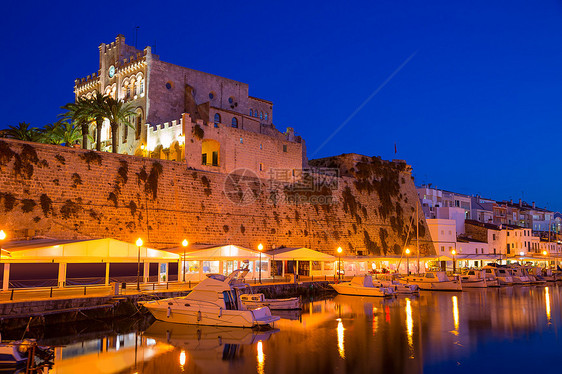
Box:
[0,238,179,263]
[266,247,335,261]
[167,244,267,261]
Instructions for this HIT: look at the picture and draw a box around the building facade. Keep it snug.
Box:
[74,35,307,175]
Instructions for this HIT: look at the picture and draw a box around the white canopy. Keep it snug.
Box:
[266,247,335,261]
[0,238,179,263]
[169,244,268,261]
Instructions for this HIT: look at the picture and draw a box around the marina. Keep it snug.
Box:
[0,284,560,373]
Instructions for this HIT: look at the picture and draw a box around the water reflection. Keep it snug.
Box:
[452,295,459,335]
[545,287,551,321]
[337,318,345,359]
[257,340,265,374]
[6,285,562,373]
[405,298,414,352]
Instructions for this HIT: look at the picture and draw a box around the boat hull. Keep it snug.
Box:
[141,302,279,328]
[241,298,301,310]
[331,283,393,297]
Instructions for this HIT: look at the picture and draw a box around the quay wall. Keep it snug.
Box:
[0,139,434,256]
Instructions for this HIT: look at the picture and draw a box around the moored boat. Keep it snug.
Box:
[374,274,419,294]
[331,275,396,297]
[240,293,301,310]
[460,269,488,288]
[139,270,280,328]
[403,271,462,291]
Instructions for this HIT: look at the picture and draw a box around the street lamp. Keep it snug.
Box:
[182,239,188,282]
[337,247,343,281]
[451,249,457,273]
[136,238,143,291]
[0,230,5,265]
[405,248,411,275]
[543,250,548,269]
[258,243,263,284]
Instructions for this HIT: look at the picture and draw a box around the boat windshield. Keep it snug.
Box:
[223,291,238,310]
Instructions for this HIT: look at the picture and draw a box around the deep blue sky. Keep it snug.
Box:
[2,1,562,210]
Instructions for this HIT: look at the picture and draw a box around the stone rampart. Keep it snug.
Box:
[0,139,434,256]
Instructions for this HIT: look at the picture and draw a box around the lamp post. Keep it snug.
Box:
[451,249,456,273]
[543,250,548,269]
[258,243,263,284]
[0,230,5,267]
[337,247,343,281]
[136,238,143,291]
[182,239,188,282]
[405,248,411,275]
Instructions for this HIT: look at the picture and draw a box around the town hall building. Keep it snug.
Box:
[74,35,307,177]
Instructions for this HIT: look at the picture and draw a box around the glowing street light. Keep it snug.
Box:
[337,247,343,281]
[405,248,411,276]
[182,239,189,282]
[543,250,549,268]
[258,243,263,284]
[136,238,143,291]
[451,249,457,273]
[0,230,5,264]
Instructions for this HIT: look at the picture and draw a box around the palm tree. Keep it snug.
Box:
[61,97,94,149]
[41,120,82,147]
[103,97,136,153]
[0,122,41,142]
[88,92,110,151]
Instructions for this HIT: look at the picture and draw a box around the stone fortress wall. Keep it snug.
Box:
[0,139,434,256]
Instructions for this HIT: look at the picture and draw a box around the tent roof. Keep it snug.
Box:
[167,244,267,260]
[266,247,335,261]
[0,238,179,263]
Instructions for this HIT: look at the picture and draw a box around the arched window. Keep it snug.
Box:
[214,113,221,128]
[250,109,253,116]
[260,111,263,120]
[255,111,258,118]
[231,117,238,128]
[135,108,143,140]
[265,113,268,121]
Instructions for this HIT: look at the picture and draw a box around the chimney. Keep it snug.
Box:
[519,198,522,207]
[532,201,535,209]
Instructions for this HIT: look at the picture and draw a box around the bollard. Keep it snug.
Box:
[84,286,86,295]
[10,289,14,301]
[50,287,53,298]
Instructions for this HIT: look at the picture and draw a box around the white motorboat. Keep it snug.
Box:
[487,266,514,285]
[140,270,280,328]
[240,293,301,310]
[0,343,27,367]
[460,269,488,288]
[374,274,419,294]
[403,271,462,291]
[481,267,500,287]
[331,275,396,297]
[507,265,531,285]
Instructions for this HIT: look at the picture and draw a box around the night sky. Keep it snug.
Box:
[2,1,562,210]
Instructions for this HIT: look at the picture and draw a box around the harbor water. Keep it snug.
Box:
[14,285,562,373]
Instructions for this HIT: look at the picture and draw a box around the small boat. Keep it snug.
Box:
[403,271,462,291]
[240,293,301,310]
[331,275,396,297]
[507,265,531,285]
[139,269,280,328]
[481,266,500,287]
[460,269,488,288]
[0,344,27,367]
[488,266,514,285]
[374,274,419,294]
[525,266,547,284]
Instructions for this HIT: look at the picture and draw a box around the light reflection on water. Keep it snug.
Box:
[37,285,562,373]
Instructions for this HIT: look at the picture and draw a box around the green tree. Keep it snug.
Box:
[41,120,82,147]
[0,122,41,142]
[103,97,136,153]
[60,97,94,149]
